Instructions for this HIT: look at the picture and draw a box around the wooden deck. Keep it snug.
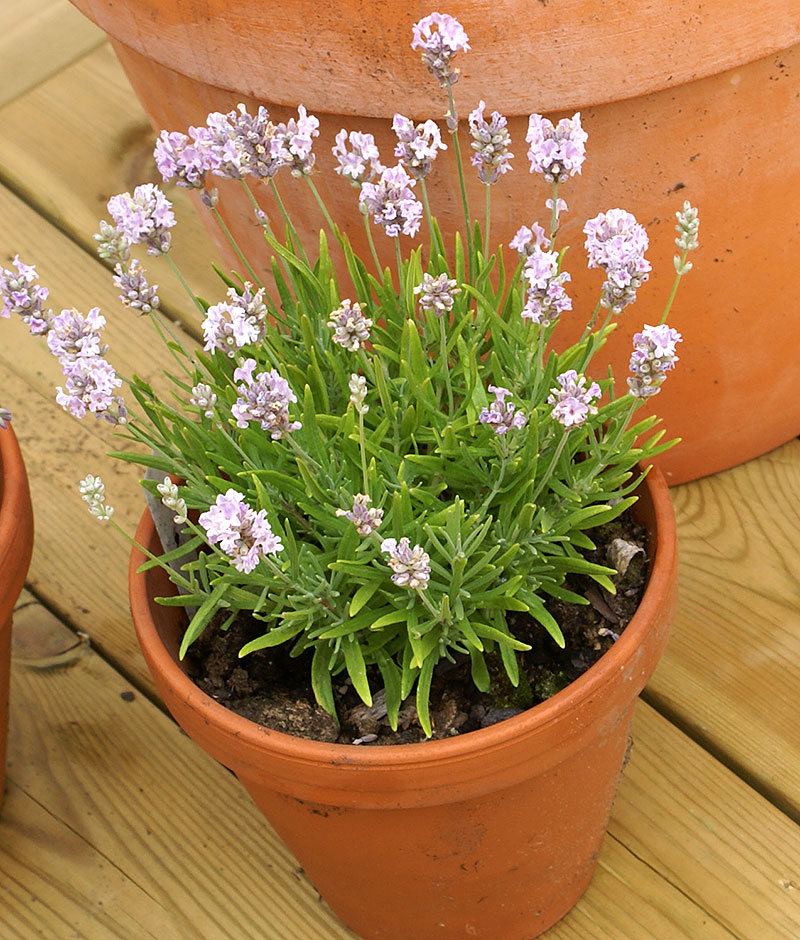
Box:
[1,8,799,939]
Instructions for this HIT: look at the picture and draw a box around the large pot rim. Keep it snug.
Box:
[0,425,34,626]
[130,464,676,779]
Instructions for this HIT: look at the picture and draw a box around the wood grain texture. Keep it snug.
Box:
[0,44,223,336]
[6,595,799,939]
[648,439,800,816]
[0,0,104,109]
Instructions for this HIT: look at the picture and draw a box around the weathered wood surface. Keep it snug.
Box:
[0,0,104,109]
[5,594,799,939]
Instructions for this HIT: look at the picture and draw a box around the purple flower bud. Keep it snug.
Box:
[199,489,283,573]
[333,130,384,184]
[479,384,527,435]
[106,184,176,256]
[627,324,682,398]
[202,283,268,356]
[381,537,431,590]
[468,101,513,184]
[46,307,107,361]
[275,105,320,177]
[113,260,160,314]
[337,493,383,536]
[392,114,446,181]
[526,112,588,182]
[584,209,651,313]
[0,255,52,333]
[154,127,220,189]
[190,382,217,418]
[231,359,301,439]
[328,299,373,351]
[411,13,470,86]
[521,247,571,326]
[547,370,601,428]
[413,272,460,317]
[56,355,125,423]
[359,165,423,239]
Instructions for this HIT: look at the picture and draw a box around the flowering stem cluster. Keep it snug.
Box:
[3,13,699,739]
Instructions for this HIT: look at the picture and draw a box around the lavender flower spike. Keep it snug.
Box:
[337,493,383,537]
[202,284,268,356]
[381,537,431,590]
[414,272,460,317]
[392,114,447,181]
[547,370,602,428]
[584,208,651,313]
[329,299,373,351]
[360,165,423,239]
[411,13,470,86]
[199,489,283,574]
[479,385,527,435]
[0,255,52,334]
[333,130,384,183]
[509,222,548,258]
[521,247,572,326]
[154,127,220,189]
[231,359,301,439]
[113,260,160,314]
[468,102,513,184]
[526,112,588,182]
[157,476,188,525]
[349,373,369,415]
[56,355,126,423]
[107,184,176,256]
[79,474,114,521]
[275,105,320,177]
[628,324,682,399]
[46,307,107,361]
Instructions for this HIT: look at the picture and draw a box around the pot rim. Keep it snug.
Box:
[0,424,34,628]
[130,463,676,769]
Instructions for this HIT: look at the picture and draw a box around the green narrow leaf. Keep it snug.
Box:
[350,581,381,617]
[342,635,372,706]
[415,653,437,738]
[179,582,229,658]
[311,643,337,718]
[376,649,402,731]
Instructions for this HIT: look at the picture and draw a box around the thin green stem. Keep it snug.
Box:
[439,315,454,414]
[416,587,442,621]
[660,253,689,325]
[211,207,263,287]
[477,448,508,518]
[419,179,441,258]
[483,183,491,260]
[549,181,559,248]
[268,178,308,264]
[580,298,604,343]
[446,83,473,272]
[305,176,337,236]
[147,312,192,377]
[363,213,383,277]
[241,179,265,222]
[530,431,570,505]
[395,237,404,304]
[358,411,369,492]
[165,255,206,315]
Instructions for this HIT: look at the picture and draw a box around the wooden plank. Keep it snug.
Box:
[0,0,104,109]
[6,594,799,938]
[0,43,226,334]
[647,439,800,816]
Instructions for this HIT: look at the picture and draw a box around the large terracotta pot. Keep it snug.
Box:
[0,426,34,809]
[129,467,677,940]
[69,1,800,486]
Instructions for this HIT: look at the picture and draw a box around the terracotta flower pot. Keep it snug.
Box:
[70,0,800,486]
[128,466,677,940]
[0,425,34,809]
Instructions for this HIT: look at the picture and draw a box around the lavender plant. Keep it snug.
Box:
[1,13,697,737]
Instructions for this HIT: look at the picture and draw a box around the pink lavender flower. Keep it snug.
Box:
[337,493,383,536]
[584,209,651,313]
[275,106,319,177]
[79,474,114,521]
[547,370,601,428]
[392,114,447,181]
[468,101,513,184]
[627,324,682,399]
[113,260,160,314]
[479,385,527,434]
[414,272,460,316]
[199,489,283,574]
[0,255,52,334]
[546,197,569,222]
[521,247,572,326]
[202,284,268,356]
[411,13,470,86]
[509,222,548,257]
[381,537,431,590]
[526,113,588,182]
[154,127,220,188]
[157,476,188,525]
[56,355,125,423]
[94,220,131,266]
[328,299,373,351]
[349,373,368,414]
[360,165,423,239]
[190,382,217,417]
[205,105,288,180]
[332,130,384,183]
[231,359,301,439]
[46,307,106,360]
[107,184,176,256]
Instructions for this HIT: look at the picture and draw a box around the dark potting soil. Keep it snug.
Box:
[186,514,649,746]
